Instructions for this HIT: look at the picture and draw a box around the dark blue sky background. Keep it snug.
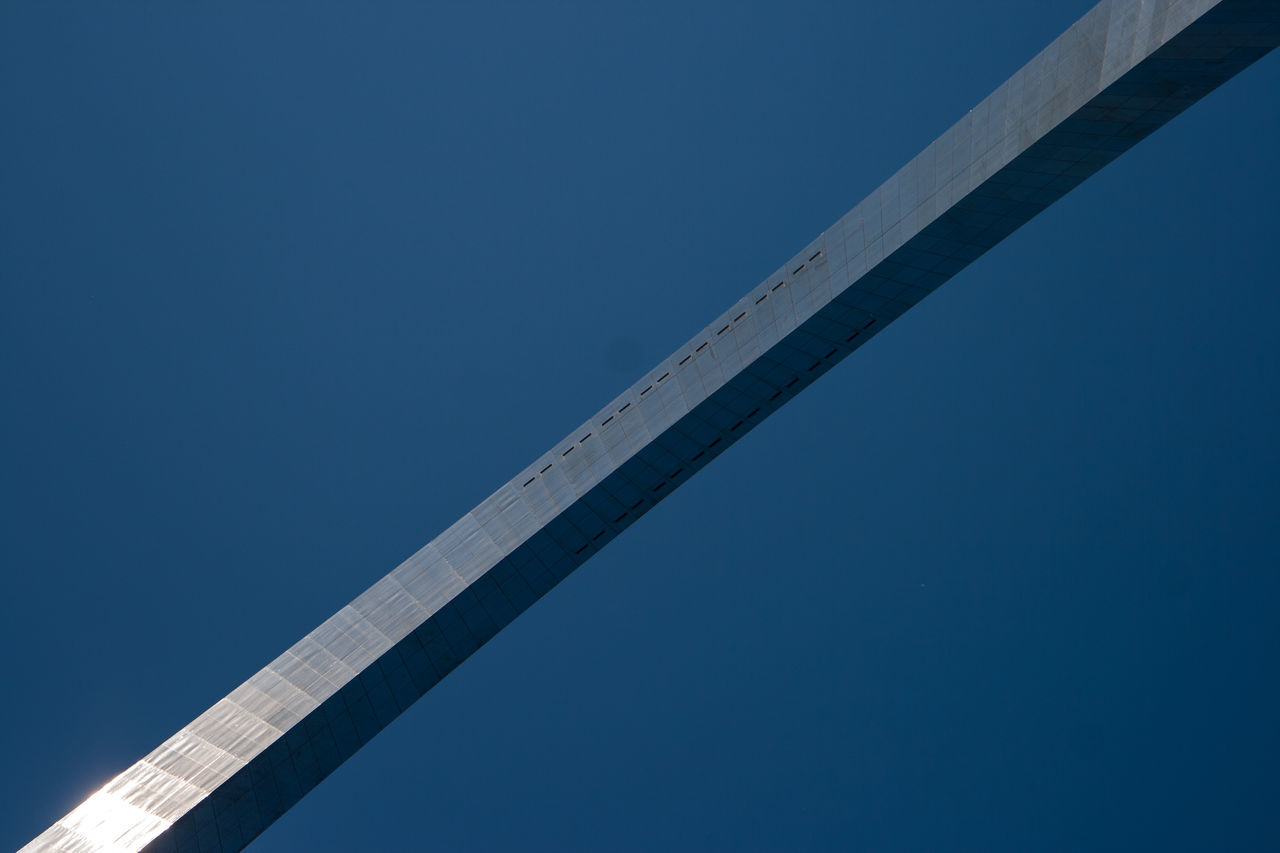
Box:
[3,2,1278,850]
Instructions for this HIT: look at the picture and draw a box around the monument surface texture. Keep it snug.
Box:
[25,1,1280,850]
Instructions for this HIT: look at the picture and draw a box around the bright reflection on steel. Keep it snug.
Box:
[55,791,169,853]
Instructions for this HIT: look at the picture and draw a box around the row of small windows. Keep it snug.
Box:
[560,301,858,559]
[567,431,741,555]
[522,250,834,492]
[794,250,821,276]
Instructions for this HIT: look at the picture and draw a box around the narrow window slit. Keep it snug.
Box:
[730,421,744,432]
[717,325,730,335]
[862,318,876,328]
[709,437,723,448]
[575,544,589,555]
[772,282,785,291]
[747,407,760,418]
[540,464,553,474]
[602,415,614,426]
[658,372,669,382]
[679,355,692,365]
[562,446,575,456]
[651,482,666,493]
[755,294,768,305]
[809,250,822,261]
[734,311,746,322]
[845,332,859,343]
[641,385,652,395]
[770,391,783,401]
[807,362,821,372]
[592,531,605,541]
[619,402,631,413]
[824,349,837,360]
[522,477,536,488]
[670,468,684,478]
[696,342,709,352]
[793,263,806,275]
[786,378,799,388]
[630,499,645,510]
[580,433,592,442]
[692,450,706,461]
[614,513,628,524]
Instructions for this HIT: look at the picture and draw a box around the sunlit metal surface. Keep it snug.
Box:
[23,0,1280,850]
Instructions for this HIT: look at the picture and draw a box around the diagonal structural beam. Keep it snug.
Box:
[25,1,1280,850]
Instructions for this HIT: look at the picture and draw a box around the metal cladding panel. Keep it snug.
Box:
[23,1,1279,850]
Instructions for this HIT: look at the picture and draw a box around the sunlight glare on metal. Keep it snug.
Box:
[57,790,169,853]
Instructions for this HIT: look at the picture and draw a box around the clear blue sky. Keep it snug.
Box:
[3,2,1278,850]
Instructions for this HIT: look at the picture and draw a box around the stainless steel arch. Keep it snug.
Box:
[24,1,1280,849]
